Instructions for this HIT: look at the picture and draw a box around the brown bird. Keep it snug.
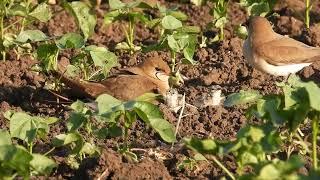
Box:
[243,16,320,76]
[56,56,171,101]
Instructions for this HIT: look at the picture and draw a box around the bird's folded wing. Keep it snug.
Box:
[255,38,320,65]
[100,75,159,100]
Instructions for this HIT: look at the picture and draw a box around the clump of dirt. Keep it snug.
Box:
[75,149,172,179]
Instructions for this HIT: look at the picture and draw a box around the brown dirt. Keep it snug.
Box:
[1,0,320,179]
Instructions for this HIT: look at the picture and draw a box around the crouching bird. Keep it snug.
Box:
[243,16,320,76]
[55,56,171,101]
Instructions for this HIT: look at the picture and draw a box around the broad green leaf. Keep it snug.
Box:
[56,33,85,49]
[167,35,180,52]
[52,133,82,147]
[85,45,118,72]
[134,101,176,142]
[235,25,248,39]
[96,94,123,114]
[239,151,258,165]
[184,138,219,154]
[249,2,270,17]
[70,100,85,113]
[30,154,56,175]
[168,11,188,21]
[214,17,227,28]
[161,15,182,30]
[109,0,125,10]
[0,130,11,146]
[304,82,320,111]
[64,1,96,40]
[0,145,33,175]
[37,44,59,72]
[224,90,262,107]
[183,35,197,64]
[29,3,52,22]
[80,142,100,156]
[7,4,27,16]
[6,112,49,144]
[15,30,47,43]
[104,10,121,25]
[258,164,280,179]
[67,113,87,131]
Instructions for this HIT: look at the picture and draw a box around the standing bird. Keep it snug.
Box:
[243,16,320,76]
[56,56,171,101]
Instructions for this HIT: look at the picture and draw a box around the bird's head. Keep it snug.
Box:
[139,56,171,82]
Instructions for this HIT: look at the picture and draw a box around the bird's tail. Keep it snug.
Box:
[53,71,107,98]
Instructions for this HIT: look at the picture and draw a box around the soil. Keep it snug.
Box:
[1,0,320,179]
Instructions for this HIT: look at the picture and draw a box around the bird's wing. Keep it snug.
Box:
[100,75,159,100]
[255,37,320,65]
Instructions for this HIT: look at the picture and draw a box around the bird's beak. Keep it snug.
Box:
[155,71,170,82]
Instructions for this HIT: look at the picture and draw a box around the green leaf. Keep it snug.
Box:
[30,154,56,175]
[249,2,270,17]
[29,3,52,22]
[161,15,182,30]
[15,30,47,43]
[70,100,86,113]
[183,35,197,64]
[7,4,27,16]
[64,1,96,40]
[6,111,49,144]
[0,145,33,175]
[224,90,262,107]
[0,130,11,146]
[134,93,162,102]
[85,45,118,73]
[167,35,180,52]
[184,137,219,154]
[304,82,320,111]
[37,44,59,72]
[177,26,201,34]
[52,133,82,147]
[134,101,176,143]
[56,33,85,49]
[96,94,123,114]
[104,10,121,25]
[235,25,248,39]
[109,0,125,10]
[67,113,87,131]
[167,11,188,21]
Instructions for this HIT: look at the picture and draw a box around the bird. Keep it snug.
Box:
[243,16,320,76]
[55,56,171,101]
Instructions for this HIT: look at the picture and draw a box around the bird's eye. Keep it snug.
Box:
[155,67,163,72]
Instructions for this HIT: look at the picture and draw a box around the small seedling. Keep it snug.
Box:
[239,0,277,17]
[104,0,155,53]
[1,111,58,178]
[209,0,229,42]
[0,0,52,61]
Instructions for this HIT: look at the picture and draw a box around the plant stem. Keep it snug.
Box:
[128,18,135,54]
[20,0,31,33]
[206,155,235,180]
[305,0,311,29]
[0,15,5,61]
[312,114,319,170]
[44,147,56,156]
[171,51,176,72]
[171,93,185,148]
[220,26,224,41]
